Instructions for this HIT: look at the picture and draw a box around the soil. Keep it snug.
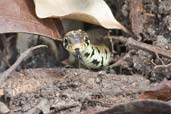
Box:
[0,0,171,114]
[0,68,151,114]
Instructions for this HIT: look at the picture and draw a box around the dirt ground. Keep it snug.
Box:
[0,68,151,114]
[1,0,171,114]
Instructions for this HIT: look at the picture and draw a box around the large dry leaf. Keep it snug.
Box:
[34,0,128,32]
[0,0,62,39]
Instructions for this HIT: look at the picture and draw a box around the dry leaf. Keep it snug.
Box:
[0,0,62,39]
[97,100,171,114]
[139,79,171,101]
[33,0,129,33]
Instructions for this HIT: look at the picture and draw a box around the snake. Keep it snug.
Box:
[63,29,111,69]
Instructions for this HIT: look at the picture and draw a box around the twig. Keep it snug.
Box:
[154,51,165,65]
[109,50,133,68]
[151,59,157,66]
[151,56,171,70]
[127,38,171,59]
[105,36,171,60]
[154,63,171,69]
[50,104,79,113]
[0,45,48,87]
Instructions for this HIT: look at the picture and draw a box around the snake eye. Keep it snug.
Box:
[63,38,68,48]
[64,38,68,44]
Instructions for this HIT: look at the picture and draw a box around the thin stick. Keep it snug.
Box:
[127,38,171,59]
[154,63,171,69]
[109,50,133,68]
[105,36,171,60]
[0,45,48,87]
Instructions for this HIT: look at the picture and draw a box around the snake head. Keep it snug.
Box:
[63,29,90,54]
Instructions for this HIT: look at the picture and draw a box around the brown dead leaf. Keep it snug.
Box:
[97,99,171,114]
[0,0,62,39]
[139,79,171,101]
[33,0,129,33]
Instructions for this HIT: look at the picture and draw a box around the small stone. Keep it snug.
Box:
[0,101,10,114]
[74,72,78,76]
[165,45,170,50]
[96,77,102,84]
[36,98,50,114]
[98,71,106,76]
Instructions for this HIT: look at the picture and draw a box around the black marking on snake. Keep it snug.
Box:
[85,40,89,45]
[90,47,95,57]
[84,52,90,57]
[92,59,100,65]
[101,56,104,67]
[104,49,108,59]
[64,39,68,48]
[96,47,100,53]
[64,43,68,48]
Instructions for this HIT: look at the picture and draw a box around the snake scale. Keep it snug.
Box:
[63,29,111,69]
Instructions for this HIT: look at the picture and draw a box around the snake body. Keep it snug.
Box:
[63,29,111,69]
